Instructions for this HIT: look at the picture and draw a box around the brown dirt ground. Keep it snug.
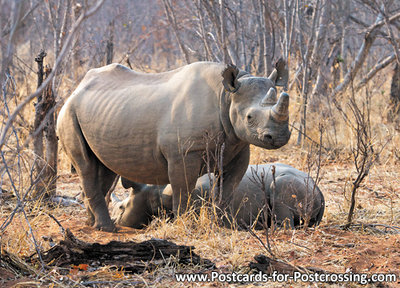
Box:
[1,145,399,287]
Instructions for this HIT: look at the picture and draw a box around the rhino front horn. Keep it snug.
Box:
[271,92,289,121]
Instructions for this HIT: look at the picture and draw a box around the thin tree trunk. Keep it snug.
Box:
[309,0,331,109]
[239,0,247,68]
[32,52,58,199]
[219,0,231,63]
[297,0,320,146]
[33,50,46,198]
[106,20,114,65]
[262,0,274,75]
[196,0,213,61]
[162,0,191,64]
[43,66,58,197]
[388,62,400,123]
[339,0,350,78]
[252,0,264,74]
[72,1,82,83]
[0,0,23,85]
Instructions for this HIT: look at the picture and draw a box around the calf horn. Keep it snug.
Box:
[111,193,122,204]
[271,92,289,121]
[261,87,277,106]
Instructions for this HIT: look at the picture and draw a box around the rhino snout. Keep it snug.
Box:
[257,132,274,145]
[262,133,273,142]
[257,129,291,149]
[273,130,291,148]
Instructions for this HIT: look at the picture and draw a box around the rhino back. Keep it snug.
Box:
[62,62,226,184]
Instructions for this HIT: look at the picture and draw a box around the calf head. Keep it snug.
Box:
[111,180,164,228]
[222,59,291,149]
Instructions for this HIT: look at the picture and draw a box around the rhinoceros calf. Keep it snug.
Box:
[110,181,170,229]
[112,164,325,229]
[57,61,291,231]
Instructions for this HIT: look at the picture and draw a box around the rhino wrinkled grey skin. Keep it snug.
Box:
[112,164,325,229]
[57,61,291,231]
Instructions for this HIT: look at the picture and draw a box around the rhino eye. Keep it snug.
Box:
[247,114,253,121]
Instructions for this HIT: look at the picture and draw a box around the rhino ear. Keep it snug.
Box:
[268,58,288,88]
[222,64,240,93]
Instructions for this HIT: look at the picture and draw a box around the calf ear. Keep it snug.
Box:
[121,177,145,193]
[268,58,288,88]
[222,64,240,93]
[121,177,134,189]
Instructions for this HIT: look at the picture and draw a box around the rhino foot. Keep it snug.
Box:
[93,221,116,232]
[85,218,95,226]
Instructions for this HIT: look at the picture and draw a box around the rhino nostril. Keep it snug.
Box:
[264,134,273,141]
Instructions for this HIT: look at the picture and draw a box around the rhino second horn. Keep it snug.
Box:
[261,87,277,106]
[271,92,289,121]
[268,69,278,83]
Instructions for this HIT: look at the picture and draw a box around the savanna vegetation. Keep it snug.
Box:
[1,0,399,287]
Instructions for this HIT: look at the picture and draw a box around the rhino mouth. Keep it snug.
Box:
[253,130,291,149]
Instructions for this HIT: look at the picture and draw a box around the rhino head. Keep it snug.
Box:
[222,59,291,149]
[110,179,166,228]
[110,177,167,229]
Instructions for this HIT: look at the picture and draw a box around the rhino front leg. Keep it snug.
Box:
[220,146,250,223]
[167,153,202,216]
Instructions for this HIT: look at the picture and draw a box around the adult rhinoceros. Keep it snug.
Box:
[112,164,325,229]
[57,61,291,231]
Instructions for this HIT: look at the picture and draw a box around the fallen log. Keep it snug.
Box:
[27,228,214,273]
[1,249,38,276]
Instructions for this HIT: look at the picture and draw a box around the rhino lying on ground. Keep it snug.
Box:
[57,60,290,231]
[111,164,325,229]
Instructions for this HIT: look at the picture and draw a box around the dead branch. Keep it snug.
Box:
[334,223,400,234]
[46,213,66,235]
[241,219,275,258]
[0,249,38,276]
[356,53,396,91]
[249,254,332,279]
[331,11,400,99]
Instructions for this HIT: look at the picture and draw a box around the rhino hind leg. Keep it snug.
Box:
[58,111,116,232]
[79,161,117,231]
